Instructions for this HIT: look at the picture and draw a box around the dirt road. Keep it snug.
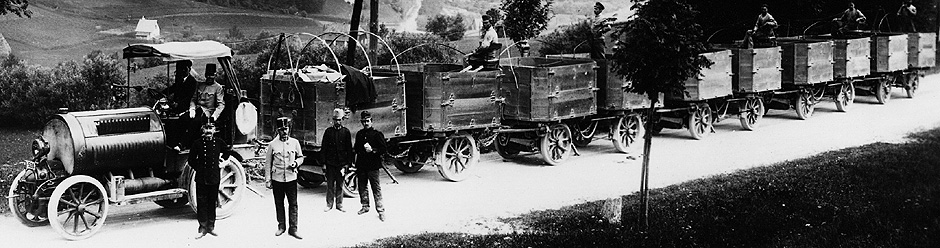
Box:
[3,75,940,247]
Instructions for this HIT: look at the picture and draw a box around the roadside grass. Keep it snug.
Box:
[363,127,940,247]
[0,128,40,215]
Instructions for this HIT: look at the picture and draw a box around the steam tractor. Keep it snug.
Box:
[6,41,251,240]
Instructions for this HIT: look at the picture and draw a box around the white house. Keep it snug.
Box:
[135,17,160,40]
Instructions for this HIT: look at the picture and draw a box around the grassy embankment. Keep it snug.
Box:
[365,127,940,247]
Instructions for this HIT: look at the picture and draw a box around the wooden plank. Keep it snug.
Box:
[908,33,936,68]
[872,34,909,72]
[677,50,733,100]
[733,47,781,92]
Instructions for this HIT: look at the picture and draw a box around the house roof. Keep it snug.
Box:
[123,41,232,61]
[135,17,159,33]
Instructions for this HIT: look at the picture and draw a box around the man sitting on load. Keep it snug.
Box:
[834,2,867,34]
[749,4,778,47]
[462,14,501,72]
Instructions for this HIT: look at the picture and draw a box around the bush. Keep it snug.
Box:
[425,14,467,41]
[537,20,593,56]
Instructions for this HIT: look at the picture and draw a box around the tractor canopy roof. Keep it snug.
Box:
[123,41,232,61]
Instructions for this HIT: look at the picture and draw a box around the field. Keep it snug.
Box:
[366,127,940,247]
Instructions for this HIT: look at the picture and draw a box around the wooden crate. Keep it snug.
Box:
[871,34,908,73]
[908,32,936,68]
[832,37,871,78]
[668,49,733,101]
[375,63,502,132]
[781,40,834,85]
[544,54,663,111]
[732,47,782,93]
[259,70,343,149]
[345,75,407,139]
[499,57,598,122]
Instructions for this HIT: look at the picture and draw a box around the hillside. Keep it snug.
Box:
[0,0,330,66]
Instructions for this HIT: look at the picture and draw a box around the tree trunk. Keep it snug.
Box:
[638,95,658,231]
[345,0,364,66]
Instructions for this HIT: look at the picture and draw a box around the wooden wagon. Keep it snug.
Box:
[655,49,736,139]
[493,57,598,165]
[759,38,837,120]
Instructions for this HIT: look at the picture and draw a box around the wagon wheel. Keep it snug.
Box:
[687,104,714,140]
[392,150,429,174]
[540,123,573,165]
[297,170,324,188]
[342,167,359,197]
[739,97,765,131]
[188,156,246,219]
[906,75,919,98]
[834,82,856,112]
[8,169,49,226]
[611,115,645,153]
[494,133,520,159]
[794,90,815,120]
[436,135,479,182]
[875,77,892,104]
[572,119,597,147]
[48,175,109,240]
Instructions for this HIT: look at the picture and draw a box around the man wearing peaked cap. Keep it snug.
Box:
[189,63,226,131]
[321,109,353,213]
[264,117,305,239]
[189,121,229,239]
[354,111,388,221]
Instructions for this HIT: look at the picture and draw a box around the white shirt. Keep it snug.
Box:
[481,26,498,48]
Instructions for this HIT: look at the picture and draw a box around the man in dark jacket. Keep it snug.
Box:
[354,111,388,221]
[163,60,199,150]
[189,122,228,239]
[321,108,353,212]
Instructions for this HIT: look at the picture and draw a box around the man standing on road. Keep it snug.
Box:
[354,111,388,221]
[265,117,305,239]
[321,108,353,213]
[189,122,228,239]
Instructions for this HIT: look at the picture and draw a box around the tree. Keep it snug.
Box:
[1,0,31,17]
[228,25,245,40]
[609,0,711,230]
[485,7,502,26]
[425,14,467,41]
[500,0,552,43]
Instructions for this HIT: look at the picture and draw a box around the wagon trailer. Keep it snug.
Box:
[492,57,600,165]
[758,38,841,120]
[371,63,502,181]
[6,41,251,240]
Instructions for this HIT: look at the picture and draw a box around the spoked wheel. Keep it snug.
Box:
[739,97,765,131]
[539,123,573,166]
[906,75,919,98]
[8,169,49,226]
[392,151,428,174]
[611,115,644,153]
[436,135,479,182]
[572,119,597,147]
[875,77,892,104]
[48,175,109,240]
[342,167,359,198]
[794,90,815,120]
[188,156,246,219]
[834,82,855,112]
[687,103,714,140]
[494,133,520,159]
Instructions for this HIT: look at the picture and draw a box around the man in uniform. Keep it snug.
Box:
[589,2,613,59]
[189,122,228,239]
[898,0,917,32]
[354,111,388,221]
[162,60,199,150]
[264,117,305,239]
[189,63,226,125]
[322,109,353,213]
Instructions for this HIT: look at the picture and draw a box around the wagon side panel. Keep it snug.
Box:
[889,34,909,72]
[499,67,533,121]
[807,41,834,84]
[677,50,732,100]
[439,70,502,130]
[846,37,871,78]
[348,76,406,138]
[544,62,597,121]
[909,33,936,68]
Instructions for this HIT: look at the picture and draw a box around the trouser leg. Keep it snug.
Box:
[285,180,298,232]
[358,170,370,208]
[365,170,384,212]
[325,166,343,208]
[273,181,286,230]
[196,183,214,232]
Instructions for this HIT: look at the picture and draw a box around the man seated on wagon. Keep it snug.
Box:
[187,64,226,143]
[748,4,778,47]
[834,2,867,34]
[162,60,199,150]
[462,14,501,72]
